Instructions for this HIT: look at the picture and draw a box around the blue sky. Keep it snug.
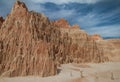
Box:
[0,0,120,38]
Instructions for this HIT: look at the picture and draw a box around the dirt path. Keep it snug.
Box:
[0,62,120,82]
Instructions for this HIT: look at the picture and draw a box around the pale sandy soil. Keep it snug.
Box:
[0,62,120,82]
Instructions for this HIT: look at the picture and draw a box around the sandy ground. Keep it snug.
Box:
[0,62,120,82]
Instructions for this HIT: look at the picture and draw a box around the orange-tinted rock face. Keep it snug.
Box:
[71,24,80,29]
[53,18,70,28]
[0,16,4,28]
[90,34,103,40]
[53,19,80,29]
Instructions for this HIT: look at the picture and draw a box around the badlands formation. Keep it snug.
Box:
[0,1,120,82]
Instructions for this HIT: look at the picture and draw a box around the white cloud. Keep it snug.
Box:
[30,0,100,4]
[46,9,75,19]
[77,12,100,27]
[76,7,120,28]
[85,25,120,37]
[75,11,120,38]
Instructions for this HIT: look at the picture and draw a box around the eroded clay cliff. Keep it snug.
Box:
[52,19,108,63]
[0,1,117,77]
[0,1,57,77]
[95,39,120,62]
